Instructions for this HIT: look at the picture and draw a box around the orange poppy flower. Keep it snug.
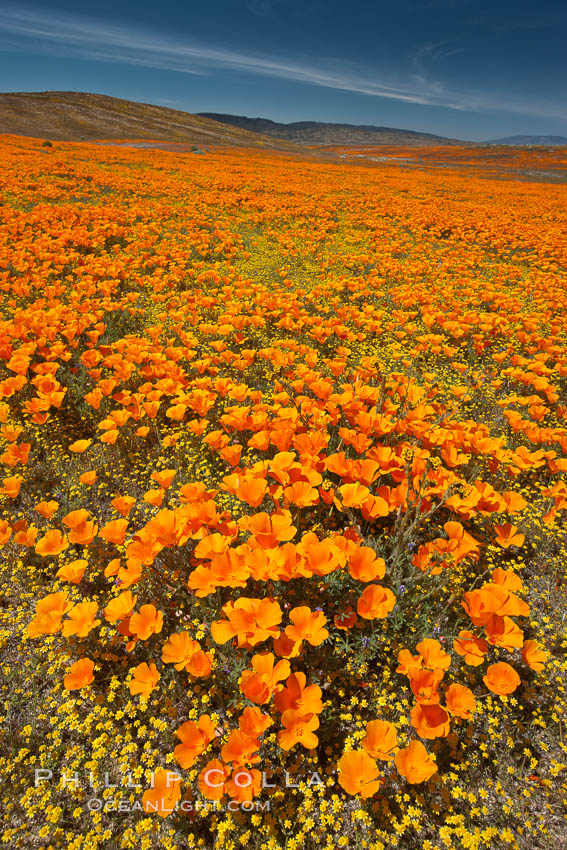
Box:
[266,451,297,485]
[186,649,213,678]
[187,565,218,598]
[357,584,396,620]
[219,444,243,467]
[1,442,31,466]
[111,495,136,516]
[99,518,129,545]
[226,768,263,803]
[396,649,423,676]
[0,424,23,442]
[150,469,176,489]
[198,759,230,801]
[337,750,382,798]
[145,509,188,547]
[395,740,437,784]
[361,720,398,761]
[63,657,95,690]
[277,710,320,751]
[283,480,319,507]
[486,583,531,618]
[493,523,525,548]
[236,477,268,508]
[35,529,68,557]
[116,559,143,590]
[337,482,371,508]
[462,584,529,626]
[62,510,91,531]
[360,494,390,519]
[194,532,231,560]
[69,519,98,546]
[161,631,200,671]
[126,530,163,565]
[453,630,488,666]
[100,428,119,444]
[483,661,521,695]
[13,524,38,547]
[84,388,103,410]
[0,475,22,498]
[129,604,163,640]
[521,639,547,672]
[104,590,137,623]
[174,715,216,768]
[272,632,302,658]
[348,547,386,582]
[34,500,59,519]
[445,683,476,719]
[68,439,92,453]
[274,672,323,715]
[484,613,524,651]
[178,482,208,503]
[104,558,121,578]
[410,703,451,739]
[416,638,451,672]
[61,601,100,638]
[142,400,160,419]
[0,520,11,547]
[239,653,290,704]
[502,491,527,513]
[27,590,72,637]
[211,597,282,646]
[79,470,97,485]
[408,667,444,705]
[165,403,187,422]
[299,534,345,577]
[239,706,273,738]
[129,661,160,697]
[491,568,523,591]
[285,606,329,646]
[247,511,296,548]
[221,729,261,766]
[142,767,181,817]
[203,429,229,450]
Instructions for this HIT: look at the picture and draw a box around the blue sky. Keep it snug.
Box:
[1,0,566,140]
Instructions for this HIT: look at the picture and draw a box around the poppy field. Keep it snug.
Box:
[1,134,567,850]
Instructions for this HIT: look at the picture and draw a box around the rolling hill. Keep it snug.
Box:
[197,113,461,146]
[0,91,301,149]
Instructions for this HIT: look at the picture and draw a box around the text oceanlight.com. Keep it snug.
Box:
[86,798,271,813]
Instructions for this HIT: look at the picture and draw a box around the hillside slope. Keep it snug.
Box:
[0,91,301,149]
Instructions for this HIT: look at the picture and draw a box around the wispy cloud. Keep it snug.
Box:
[0,5,563,118]
[0,6,450,105]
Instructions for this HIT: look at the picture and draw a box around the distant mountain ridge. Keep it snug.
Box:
[198,113,462,146]
[485,135,567,146]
